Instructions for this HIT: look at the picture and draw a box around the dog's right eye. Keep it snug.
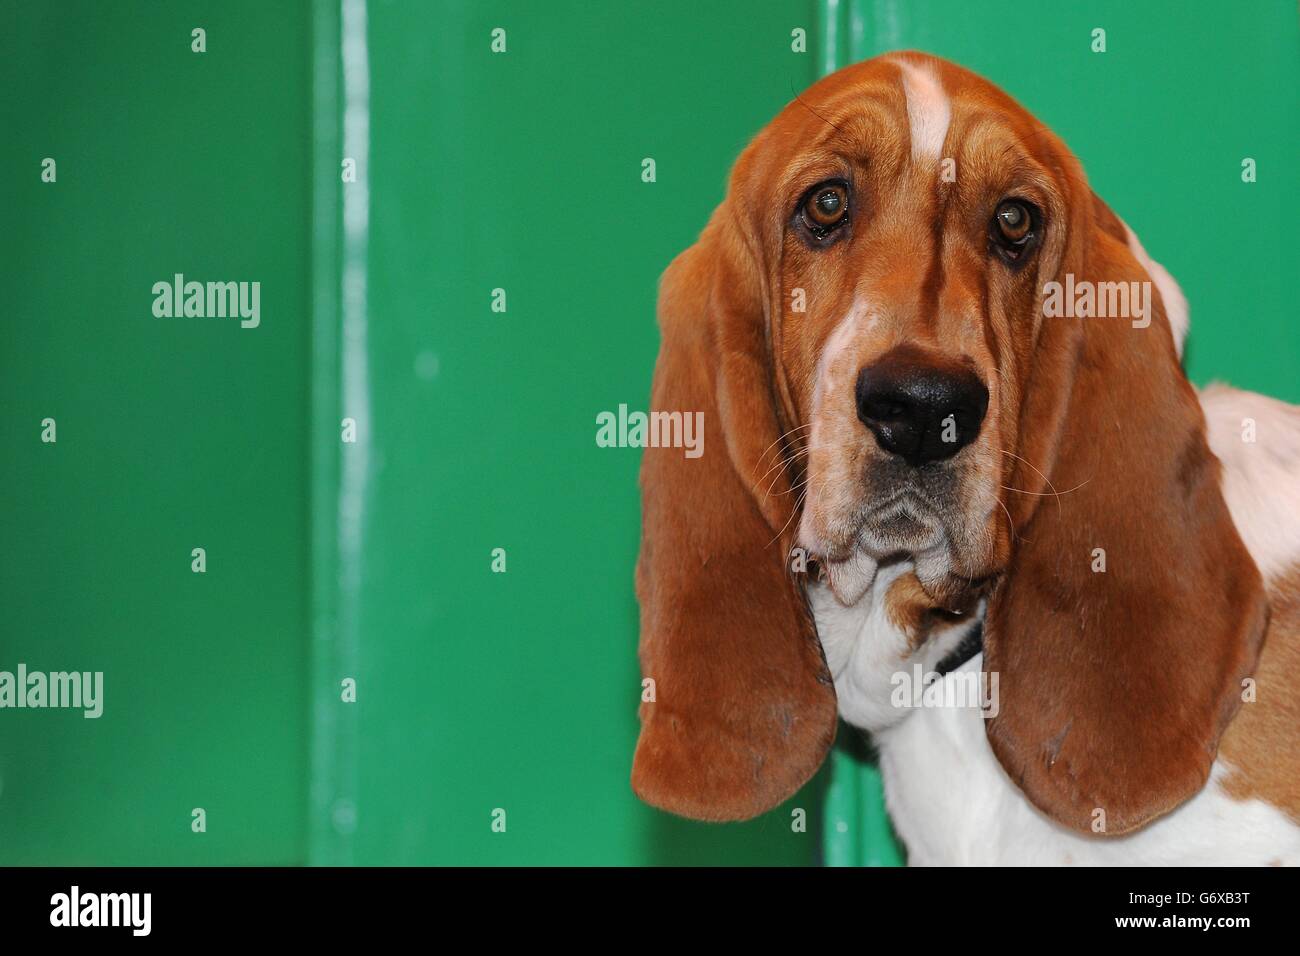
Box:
[798,181,851,241]
[989,198,1040,265]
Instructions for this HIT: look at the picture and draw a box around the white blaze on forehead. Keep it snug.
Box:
[894,58,951,160]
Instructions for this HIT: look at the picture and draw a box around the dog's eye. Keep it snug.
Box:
[995,202,1031,241]
[798,181,851,239]
[807,186,847,226]
[990,199,1038,263]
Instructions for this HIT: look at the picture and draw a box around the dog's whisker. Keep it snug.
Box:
[751,425,814,496]
[998,447,1069,520]
[775,473,812,496]
[995,495,1019,543]
[754,439,813,500]
[756,451,799,499]
[768,479,813,549]
[754,422,813,470]
[762,445,813,501]
[1000,480,1090,498]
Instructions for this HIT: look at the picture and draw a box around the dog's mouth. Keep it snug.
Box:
[809,493,953,606]
[798,450,994,609]
[861,499,943,552]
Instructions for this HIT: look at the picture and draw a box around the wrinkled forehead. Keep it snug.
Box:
[751,54,1064,200]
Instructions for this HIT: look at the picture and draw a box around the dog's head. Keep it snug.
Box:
[631,53,1265,835]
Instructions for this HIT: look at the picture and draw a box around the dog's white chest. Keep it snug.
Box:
[812,583,1300,866]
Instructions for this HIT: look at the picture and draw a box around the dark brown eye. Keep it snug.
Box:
[990,199,1038,262]
[799,181,851,238]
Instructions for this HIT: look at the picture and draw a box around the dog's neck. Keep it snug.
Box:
[808,561,979,733]
[809,559,1300,865]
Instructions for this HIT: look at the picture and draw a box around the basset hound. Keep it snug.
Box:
[630,52,1300,864]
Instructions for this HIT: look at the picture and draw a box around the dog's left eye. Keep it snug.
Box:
[798,181,851,240]
[989,199,1039,263]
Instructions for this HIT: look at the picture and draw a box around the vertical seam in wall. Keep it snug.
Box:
[332,0,371,866]
[308,0,340,868]
[309,0,367,867]
[849,0,867,61]
[820,0,841,78]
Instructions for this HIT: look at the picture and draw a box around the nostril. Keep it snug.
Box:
[860,396,908,423]
[855,352,989,466]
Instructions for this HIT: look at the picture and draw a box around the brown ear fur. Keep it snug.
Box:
[630,208,837,822]
[984,191,1268,835]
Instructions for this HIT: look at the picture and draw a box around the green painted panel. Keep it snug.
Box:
[0,2,312,863]
[329,0,826,866]
[823,731,903,867]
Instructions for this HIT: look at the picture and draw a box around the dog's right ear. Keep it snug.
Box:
[630,209,838,822]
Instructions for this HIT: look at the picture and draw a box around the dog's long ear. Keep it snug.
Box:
[983,193,1268,835]
[630,205,837,822]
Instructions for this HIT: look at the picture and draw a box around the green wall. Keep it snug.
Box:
[2,0,1295,867]
[319,0,827,867]
[1,1,312,864]
[1,0,826,866]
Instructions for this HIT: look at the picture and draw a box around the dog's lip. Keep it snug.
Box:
[805,493,940,562]
[862,496,942,544]
[822,549,879,606]
[866,487,940,517]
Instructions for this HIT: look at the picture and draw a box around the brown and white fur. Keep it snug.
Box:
[813,381,1300,865]
[629,52,1300,863]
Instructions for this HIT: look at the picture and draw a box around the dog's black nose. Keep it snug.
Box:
[855,349,989,466]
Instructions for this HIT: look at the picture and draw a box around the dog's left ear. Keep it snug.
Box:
[983,192,1268,835]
